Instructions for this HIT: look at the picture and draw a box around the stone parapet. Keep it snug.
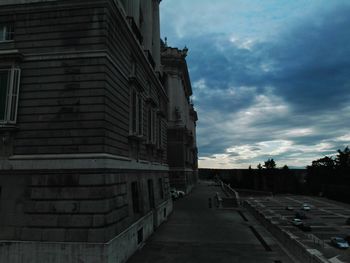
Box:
[245,200,330,263]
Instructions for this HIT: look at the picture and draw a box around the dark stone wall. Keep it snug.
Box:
[0,168,170,242]
[0,0,171,243]
[0,0,168,164]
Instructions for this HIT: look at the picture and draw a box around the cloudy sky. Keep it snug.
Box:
[160,0,350,169]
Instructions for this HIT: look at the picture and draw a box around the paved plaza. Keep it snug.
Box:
[127,181,295,263]
[247,195,350,262]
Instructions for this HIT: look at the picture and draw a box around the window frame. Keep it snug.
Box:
[158,178,164,199]
[0,24,14,42]
[129,88,143,137]
[131,181,140,214]
[0,67,21,125]
[147,106,157,144]
[147,179,155,209]
[157,115,162,149]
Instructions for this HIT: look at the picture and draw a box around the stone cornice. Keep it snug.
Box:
[0,0,57,5]
[2,153,169,171]
[0,49,24,61]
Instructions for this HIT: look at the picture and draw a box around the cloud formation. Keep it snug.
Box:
[161,1,350,168]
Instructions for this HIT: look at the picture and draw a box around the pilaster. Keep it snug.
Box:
[141,0,153,51]
[152,0,161,72]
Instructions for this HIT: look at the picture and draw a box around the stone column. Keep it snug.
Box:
[152,0,161,72]
[126,0,133,16]
[126,0,140,23]
[141,0,153,51]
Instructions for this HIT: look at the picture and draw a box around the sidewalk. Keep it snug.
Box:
[127,181,295,263]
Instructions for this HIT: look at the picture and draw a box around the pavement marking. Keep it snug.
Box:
[307,197,350,214]
[285,197,347,218]
[238,210,249,222]
[249,225,272,252]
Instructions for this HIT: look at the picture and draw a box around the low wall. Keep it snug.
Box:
[236,189,273,197]
[245,201,330,263]
[0,200,172,263]
[153,199,173,228]
[219,181,239,207]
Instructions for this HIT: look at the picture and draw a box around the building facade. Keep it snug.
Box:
[0,0,178,262]
[162,45,198,193]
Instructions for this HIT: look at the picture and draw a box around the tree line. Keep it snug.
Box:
[199,146,350,203]
[306,147,350,202]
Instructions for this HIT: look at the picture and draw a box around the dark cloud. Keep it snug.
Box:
[267,5,350,113]
[187,5,350,113]
[227,152,240,157]
[198,135,229,157]
[166,4,350,167]
[250,147,261,151]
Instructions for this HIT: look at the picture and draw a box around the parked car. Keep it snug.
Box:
[331,237,349,249]
[298,223,312,232]
[177,190,185,198]
[285,206,294,211]
[170,189,179,200]
[302,203,311,211]
[170,189,185,200]
[295,211,307,219]
[291,218,303,226]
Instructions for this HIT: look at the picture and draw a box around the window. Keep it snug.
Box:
[138,95,143,135]
[130,89,143,136]
[0,67,21,124]
[147,179,155,209]
[158,178,164,199]
[0,24,14,42]
[131,182,140,213]
[137,228,143,244]
[147,107,157,144]
[157,116,162,149]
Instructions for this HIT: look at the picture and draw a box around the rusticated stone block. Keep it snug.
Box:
[28,215,58,227]
[105,174,116,185]
[41,228,66,242]
[108,195,126,209]
[117,184,127,194]
[106,210,119,225]
[20,227,43,241]
[51,201,80,213]
[65,229,88,242]
[79,173,106,185]
[87,228,107,243]
[58,215,93,228]
[79,199,110,213]
[92,214,106,227]
[0,226,16,240]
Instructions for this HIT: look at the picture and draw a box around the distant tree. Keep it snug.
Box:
[310,156,335,168]
[306,147,350,203]
[264,158,276,170]
[306,156,335,195]
[282,165,289,170]
[335,146,350,169]
[257,163,263,170]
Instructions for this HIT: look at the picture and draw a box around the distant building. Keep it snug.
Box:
[0,0,194,262]
[162,45,198,193]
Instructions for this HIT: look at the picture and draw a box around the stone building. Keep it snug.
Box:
[162,45,198,193]
[0,0,179,262]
